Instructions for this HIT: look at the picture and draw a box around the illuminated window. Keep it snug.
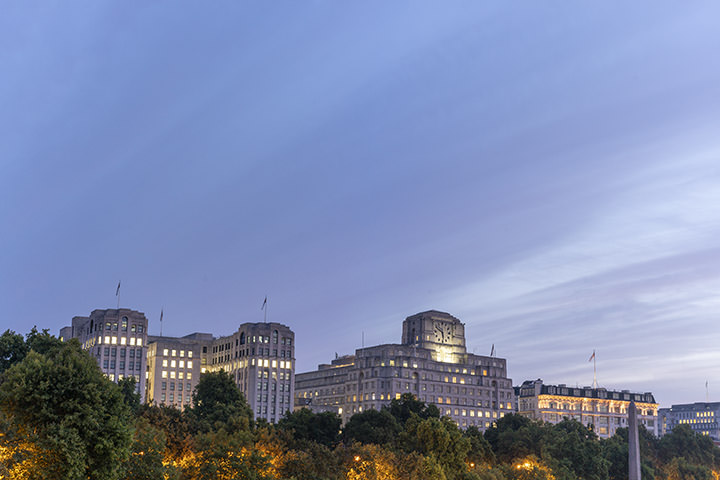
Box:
[172,350,176,357]
[187,361,193,369]
[120,337,127,345]
[162,360,168,367]
[171,360,176,368]
[170,371,176,379]
[137,339,142,346]
[161,370,167,378]
[163,349,169,356]
[180,350,185,357]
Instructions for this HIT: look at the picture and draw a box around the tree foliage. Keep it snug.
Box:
[0,338,132,480]
[189,369,254,433]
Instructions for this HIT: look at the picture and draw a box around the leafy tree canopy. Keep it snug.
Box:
[278,408,341,448]
[0,336,133,480]
[189,370,253,433]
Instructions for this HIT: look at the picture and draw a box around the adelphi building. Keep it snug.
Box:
[295,310,514,429]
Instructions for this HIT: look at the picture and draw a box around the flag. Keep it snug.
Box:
[490,344,495,357]
[589,350,595,362]
[116,281,121,296]
[261,296,267,310]
[160,309,164,323]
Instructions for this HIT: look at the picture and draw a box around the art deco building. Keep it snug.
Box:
[515,379,659,438]
[295,310,515,429]
[658,402,720,440]
[60,308,148,402]
[145,333,213,410]
[146,322,295,423]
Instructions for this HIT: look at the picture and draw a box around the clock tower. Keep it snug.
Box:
[401,310,467,362]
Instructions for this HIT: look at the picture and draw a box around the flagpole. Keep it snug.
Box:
[593,350,598,389]
[116,280,121,309]
[160,308,163,336]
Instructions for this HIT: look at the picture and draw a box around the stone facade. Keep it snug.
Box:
[295,310,515,429]
[146,322,295,424]
[658,402,720,440]
[60,308,148,402]
[515,379,659,437]
[145,333,212,410]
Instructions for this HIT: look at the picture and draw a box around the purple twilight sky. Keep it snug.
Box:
[2,2,720,407]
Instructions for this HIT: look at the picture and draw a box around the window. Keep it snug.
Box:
[121,317,128,331]
[131,324,136,333]
[187,361,192,369]
[162,382,167,390]
[163,349,169,356]
[273,330,278,344]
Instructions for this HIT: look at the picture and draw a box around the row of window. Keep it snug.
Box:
[255,393,291,404]
[99,335,143,346]
[94,318,144,334]
[161,381,192,391]
[102,347,142,357]
[160,392,191,404]
[161,370,193,380]
[161,359,193,369]
[161,348,193,358]
[103,360,142,371]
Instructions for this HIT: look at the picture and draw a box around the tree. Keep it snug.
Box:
[277,408,341,448]
[118,376,141,414]
[189,370,253,433]
[343,409,401,445]
[387,393,439,425]
[121,417,179,480]
[138,404,198,459]
[545,419,608,480]
[0,337,133,479]
[0,329,28,376]
[464,426,496,467]
[484,414,547,464]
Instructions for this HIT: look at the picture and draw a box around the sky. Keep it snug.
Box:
[2,2,720,408]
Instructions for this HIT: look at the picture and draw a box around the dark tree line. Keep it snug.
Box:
[2,327,719,479]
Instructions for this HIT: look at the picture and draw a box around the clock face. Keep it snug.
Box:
[434,321,453,344]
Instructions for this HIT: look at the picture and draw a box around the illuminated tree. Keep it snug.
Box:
[0,338,133,479]
[121,418,179,480]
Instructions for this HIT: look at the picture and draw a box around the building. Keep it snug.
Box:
[60,308,148,402]
[515,379,659,438]
[658,402,720,440]
[145,333,213,410]
[295,310,515,429]
[145,322,295,423]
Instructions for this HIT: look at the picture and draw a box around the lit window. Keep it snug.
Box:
[163,349,169,356]
[137,339,142,346]
[179,372,184,379]
[187,361,192,369]
[172,350,176,357]
[187,372,192,380]
[161,371,167,378]
[272,360,277,368]
[130,338,136,346]
[120,337,127,345]
[170,371,176,379]
[179,360,185,368]
[171,360,176,368]
[111,337,117,345]
[162,360,168,367]
[105,336,110,344]
[188,351,193,358]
